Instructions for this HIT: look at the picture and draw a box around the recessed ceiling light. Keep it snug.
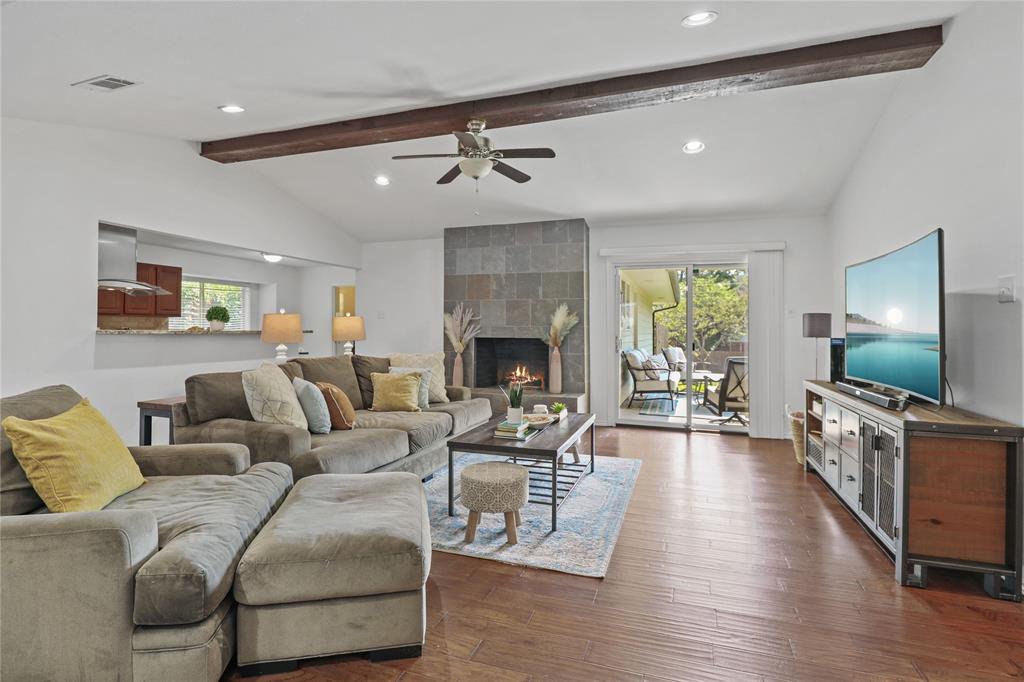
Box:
[218,104,245,113]
[682,140,706,154]
[681,10,718,27]
[262,253,283,263]
[374,175,391,186]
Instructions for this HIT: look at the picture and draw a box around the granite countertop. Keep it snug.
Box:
[96,329,262,335]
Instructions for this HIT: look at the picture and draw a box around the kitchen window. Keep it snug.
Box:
[169,278,253,331]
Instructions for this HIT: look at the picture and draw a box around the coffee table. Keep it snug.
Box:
[447,413,597,531]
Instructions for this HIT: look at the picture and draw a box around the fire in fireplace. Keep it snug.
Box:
[473,337,548,389]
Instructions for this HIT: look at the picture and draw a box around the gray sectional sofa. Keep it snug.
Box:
[174,354,492,480]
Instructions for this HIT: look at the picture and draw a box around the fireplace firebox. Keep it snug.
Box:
[474,337,548,389]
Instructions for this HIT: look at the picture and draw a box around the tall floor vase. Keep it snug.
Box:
[452,352,464,387]
[549,346,562,394]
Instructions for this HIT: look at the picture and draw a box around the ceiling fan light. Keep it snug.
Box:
[458,158,494,180]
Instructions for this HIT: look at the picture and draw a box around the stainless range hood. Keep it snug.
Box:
[98,224,170,296]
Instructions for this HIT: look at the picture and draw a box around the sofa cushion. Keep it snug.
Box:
[234,473,430,606]
[295,428,409,476]
[316,382,356,430]
[354,410,452,452]
[424,398,493,436]
[1,384,84,515]
[3,399,145,513]
[389,366,431,409]
[388,352,448,404]
[104,462,292,626]
[292,377,331,434]
[185,372,252,425]
[292,356,363,410]
[242,363,307,431]
[351,355,390,408]
[370,372,422,412]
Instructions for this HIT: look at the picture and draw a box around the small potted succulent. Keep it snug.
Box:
[550,401,568,422]
[206,305,230,332]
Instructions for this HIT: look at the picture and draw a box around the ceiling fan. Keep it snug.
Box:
[392,118,555,184]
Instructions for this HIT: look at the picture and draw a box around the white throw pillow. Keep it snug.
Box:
[388,352,448,403]
[241,362,308,430]
[389,367,431,409]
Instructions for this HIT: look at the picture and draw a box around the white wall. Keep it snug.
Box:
[590,215,833,428]
[356,238,444,356]
[1,117,360,442]
[827,2,1024,425]
[299,265,357,357]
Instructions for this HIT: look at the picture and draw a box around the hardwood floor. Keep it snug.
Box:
[224,427,1024,681]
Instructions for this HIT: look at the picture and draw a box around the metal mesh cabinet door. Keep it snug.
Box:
[860,420,877,524]
[876,424,899,547]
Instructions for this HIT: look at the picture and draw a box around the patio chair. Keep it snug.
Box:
[622,348,682,409]
[662,346,686,372]
[704,356,749,425]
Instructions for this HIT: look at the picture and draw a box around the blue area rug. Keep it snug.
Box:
[425,454,641,577]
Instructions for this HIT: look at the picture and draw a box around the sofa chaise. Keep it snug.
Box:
[173,354,492,480]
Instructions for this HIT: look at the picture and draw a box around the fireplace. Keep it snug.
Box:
[474,337,548,389]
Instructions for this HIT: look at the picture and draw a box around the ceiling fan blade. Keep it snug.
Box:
[492,161,531,183]
[453,131,482,149]
[392,154,461,160]
[494,148,556,159]
[437,165,462,184]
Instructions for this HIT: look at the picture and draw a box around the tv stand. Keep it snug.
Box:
[803,380,1023,601]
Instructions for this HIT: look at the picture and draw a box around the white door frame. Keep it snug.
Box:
[601,243,785,430]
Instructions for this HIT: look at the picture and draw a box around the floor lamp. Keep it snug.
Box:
[802,313,832,380]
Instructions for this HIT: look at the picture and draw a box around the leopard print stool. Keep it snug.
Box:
[460,462,529,545]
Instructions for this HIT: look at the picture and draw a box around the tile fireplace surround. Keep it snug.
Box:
[444,219,590,413]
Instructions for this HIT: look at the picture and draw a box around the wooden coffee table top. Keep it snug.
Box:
[448,413,596,458]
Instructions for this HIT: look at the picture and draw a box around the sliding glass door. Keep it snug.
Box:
[616,262,749,433]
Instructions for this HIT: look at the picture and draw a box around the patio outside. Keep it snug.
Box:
[619,266,749,431]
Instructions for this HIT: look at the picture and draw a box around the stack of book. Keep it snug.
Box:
[493,420,537,441]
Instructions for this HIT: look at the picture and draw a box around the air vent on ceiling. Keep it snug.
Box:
[71,75,138,92]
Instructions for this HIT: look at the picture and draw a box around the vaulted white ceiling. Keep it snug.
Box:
[2,1,968,241]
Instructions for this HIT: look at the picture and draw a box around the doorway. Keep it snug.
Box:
[616,263,749,433]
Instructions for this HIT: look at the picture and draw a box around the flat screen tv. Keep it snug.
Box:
[845,229,945,404]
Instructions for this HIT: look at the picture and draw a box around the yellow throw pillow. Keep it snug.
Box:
[370,372,422,412]
[1,399,145,513]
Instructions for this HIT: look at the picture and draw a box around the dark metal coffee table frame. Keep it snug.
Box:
[447,413,597,532]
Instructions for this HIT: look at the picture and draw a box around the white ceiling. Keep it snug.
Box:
[2,1,969,241]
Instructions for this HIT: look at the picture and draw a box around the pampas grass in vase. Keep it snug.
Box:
[443,302,480,386]
[543,304,579,394]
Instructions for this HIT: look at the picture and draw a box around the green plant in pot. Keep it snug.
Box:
[206,305,230,332]
[500,380,525,424]
[550,401,568,422]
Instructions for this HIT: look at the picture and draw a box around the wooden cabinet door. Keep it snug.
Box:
[123,263,157,315]
[97,288,124,315]
[154,265,182,316]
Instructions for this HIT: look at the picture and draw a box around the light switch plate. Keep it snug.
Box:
[997,275,1015,303]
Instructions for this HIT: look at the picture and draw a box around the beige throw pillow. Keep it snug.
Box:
[388,352,448,403]
[241,362,308,430]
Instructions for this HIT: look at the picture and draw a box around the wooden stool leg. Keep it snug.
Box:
[504,512,518,545]
[513,509,521,526]
[465,510,481,543]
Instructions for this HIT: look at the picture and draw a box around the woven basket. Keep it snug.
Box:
[788,411,806,465]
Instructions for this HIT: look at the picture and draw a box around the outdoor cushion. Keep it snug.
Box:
[424,398,492,435]
[294,429,410,476]
[234,473,430,606]
[351,355,390,407]
[1,384,83,515]
[354,410,452,452]
[104,462,292,626]
[292,356,364,410]
[623,349,647,370]
[185,371,252,425]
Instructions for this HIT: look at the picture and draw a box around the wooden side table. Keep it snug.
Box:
[137,396,185,446]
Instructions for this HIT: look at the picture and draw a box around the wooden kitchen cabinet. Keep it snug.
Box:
[97,263,182,317]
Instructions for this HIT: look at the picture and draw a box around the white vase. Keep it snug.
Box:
[209,320,225,332]
[506,407,524,424]
[452,352,464,386]
[549,346,563,394]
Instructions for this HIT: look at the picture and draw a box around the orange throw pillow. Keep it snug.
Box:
[315,382,356,430]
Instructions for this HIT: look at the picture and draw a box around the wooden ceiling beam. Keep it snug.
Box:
[200,25,942,163]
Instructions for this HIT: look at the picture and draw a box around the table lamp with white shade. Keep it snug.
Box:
[802,312,832,380]
[332,314,366,355]
[261,309,303,363]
